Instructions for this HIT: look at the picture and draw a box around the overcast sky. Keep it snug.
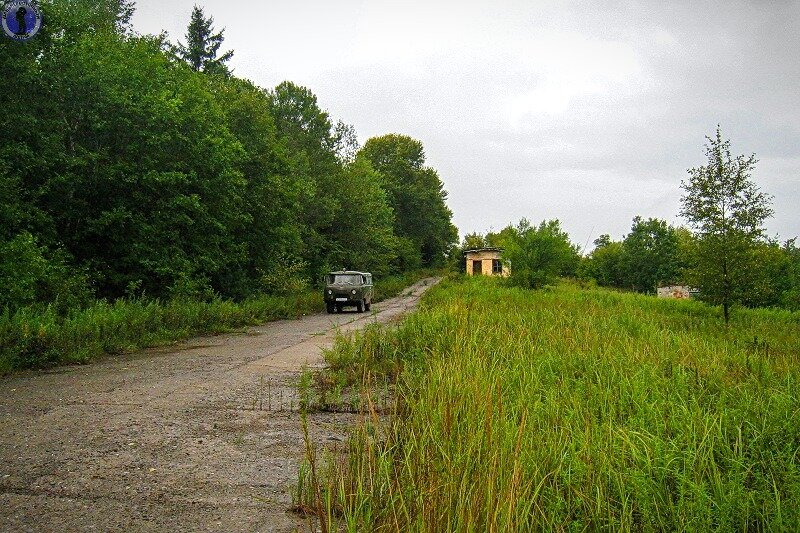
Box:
[132,0,799,249]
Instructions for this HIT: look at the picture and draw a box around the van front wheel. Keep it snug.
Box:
[356,300,364,313]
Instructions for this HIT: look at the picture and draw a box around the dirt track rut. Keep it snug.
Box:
[0,278,438,532]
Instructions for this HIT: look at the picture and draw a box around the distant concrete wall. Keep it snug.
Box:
[657,285,690,299]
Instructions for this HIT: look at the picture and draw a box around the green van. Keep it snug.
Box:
[324,270,373,313]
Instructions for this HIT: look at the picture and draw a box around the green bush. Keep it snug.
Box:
[0,233,92,315]
[503,219,580,289]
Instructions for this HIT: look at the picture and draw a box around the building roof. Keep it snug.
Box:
[463,247,504,255]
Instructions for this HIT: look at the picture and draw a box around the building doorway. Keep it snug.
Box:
[472,260,482,275]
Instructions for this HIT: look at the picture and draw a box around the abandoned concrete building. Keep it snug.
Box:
[464,248,509,277]
[657,285,700,299]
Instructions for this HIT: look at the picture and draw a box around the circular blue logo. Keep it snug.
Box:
[2,1,42,42]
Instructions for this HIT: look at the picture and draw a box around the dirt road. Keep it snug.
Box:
[0,278,438,533]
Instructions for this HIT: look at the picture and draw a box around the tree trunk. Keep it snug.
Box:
[722,254,730,324]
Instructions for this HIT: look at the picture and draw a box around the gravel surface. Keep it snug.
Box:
[0,278,438,532]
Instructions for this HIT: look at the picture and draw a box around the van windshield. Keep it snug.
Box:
[328,274,362,285]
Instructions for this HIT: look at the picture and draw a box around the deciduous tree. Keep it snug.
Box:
[359,135,457,269]
[680,127,773,322]
[620,217,681,293]
[268,81,346,279]
[462,233,487,250]
[780,239,800,311]
[210,77,305,296]
[503,219,580,289]
[579,236,625,288]
[327,160,397,276]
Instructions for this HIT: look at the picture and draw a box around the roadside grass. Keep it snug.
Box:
[371,269,441,303]
[298,275,800,531]
[0,270,436,374]
[0,292,321,374]
[303,271,442,415]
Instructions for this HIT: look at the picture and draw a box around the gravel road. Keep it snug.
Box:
[0,278,438,533]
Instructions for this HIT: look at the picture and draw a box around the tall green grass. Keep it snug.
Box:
[0,292,321,374]
[314,276,800,531]
[0,270,436,374]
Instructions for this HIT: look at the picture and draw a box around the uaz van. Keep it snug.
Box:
[323,271,373,313]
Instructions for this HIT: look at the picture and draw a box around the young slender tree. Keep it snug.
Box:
[680,127,773,323]
[177,6,233,75]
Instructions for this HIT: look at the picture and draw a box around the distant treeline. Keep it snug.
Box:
[0,1,457,315]
[460,215,800,312]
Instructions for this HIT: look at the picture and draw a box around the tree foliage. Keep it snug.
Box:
[680,128,774,322]
[41,33,248,299]
[209,76,305,297]
[620,217,682,293]
[780,240,800,311]
[579,236,626,288]
[503,219,580,289]
[0,1,457,314]
[176,5,234,75]
[462,233,487,251]
[359,135,458,269]
[326,160,398,276]
[580,219,688,295]
[268,80,358,280]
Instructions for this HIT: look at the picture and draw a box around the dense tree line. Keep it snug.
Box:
[578,217,688,295]
[0,2,456,313]
[579,222,800,311]
[461,213,798,313]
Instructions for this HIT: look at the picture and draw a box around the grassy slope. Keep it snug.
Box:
[321,276,800,531]
[0,270,435,374]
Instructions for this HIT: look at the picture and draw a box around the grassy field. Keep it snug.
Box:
[305,276,800,532]
[0,269,436,374]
